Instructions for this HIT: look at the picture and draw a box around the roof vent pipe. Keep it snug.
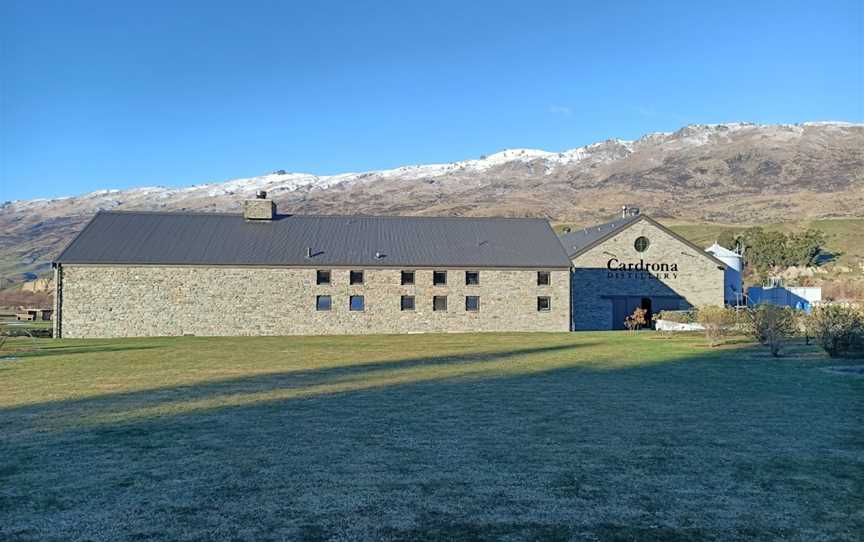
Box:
[621,205,640,218]
[306,247,312,259]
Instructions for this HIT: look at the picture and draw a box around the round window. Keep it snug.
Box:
[634,236,650,252]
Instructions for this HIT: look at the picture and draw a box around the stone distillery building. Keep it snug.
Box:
[560,208,727,330]
[53,196,728,338]
[53,193,572,338]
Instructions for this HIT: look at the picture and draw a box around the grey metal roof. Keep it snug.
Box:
[558,215,641,257]
[56,211,572,268]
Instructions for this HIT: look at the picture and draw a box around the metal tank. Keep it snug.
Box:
[705,242,744,306]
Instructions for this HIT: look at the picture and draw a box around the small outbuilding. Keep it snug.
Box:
[16,308,53,321]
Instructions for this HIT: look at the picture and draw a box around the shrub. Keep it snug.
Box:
[624,307,648,333]
[655,310,697,324]
[746,305,798,357]
[805,305,864,358]
[696,306,737,347]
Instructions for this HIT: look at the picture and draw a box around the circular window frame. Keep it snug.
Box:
[634,236,650,252]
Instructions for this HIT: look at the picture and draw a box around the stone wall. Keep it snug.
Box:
[571,220,725,330]
[58,265,570,338]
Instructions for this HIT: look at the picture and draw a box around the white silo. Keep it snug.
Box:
[706,242,744,306]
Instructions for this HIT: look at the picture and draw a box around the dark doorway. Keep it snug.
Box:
[640,297,653,328]
[611,298,627,330]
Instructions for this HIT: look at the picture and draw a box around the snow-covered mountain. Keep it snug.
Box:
[2,121,863,282]
[5,138,636,215]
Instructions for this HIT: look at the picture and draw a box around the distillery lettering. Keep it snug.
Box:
[606,258,679,280]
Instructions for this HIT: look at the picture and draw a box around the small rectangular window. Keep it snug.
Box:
[401,270,415,285]
[465,271,480,285]
[537,296,551,312]
[350,270,364,285]
[316,270,331,285]
[316,295,331,311]
[350,295,365,311]
[537,271,550,286]
[466,295,480,312]
[433,270,447,286]
[400,295,415,311]
[433,295,447,311]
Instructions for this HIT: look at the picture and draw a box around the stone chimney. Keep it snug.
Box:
[244,190,275,220]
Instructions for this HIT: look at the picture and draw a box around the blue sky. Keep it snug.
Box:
[2,0,862,201]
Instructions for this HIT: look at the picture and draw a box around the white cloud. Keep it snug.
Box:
[547,105,572,116]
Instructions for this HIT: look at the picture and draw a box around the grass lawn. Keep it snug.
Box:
[1,332,862,541]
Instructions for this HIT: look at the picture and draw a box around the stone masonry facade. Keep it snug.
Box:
[57,265,570,338]
[571,220,725,330]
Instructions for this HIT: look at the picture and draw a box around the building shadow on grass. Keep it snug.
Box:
[1,341,860,541]
[2,342,597,421]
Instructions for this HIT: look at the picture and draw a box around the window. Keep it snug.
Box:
[433,271,447,286]
[316,270,331,285]
[401,270,415,285]
[350,295,365,311]
[400,295,415,311]
[465,296,480,311]
[537,296,551,312]
[350,270,364,285]
[433,295,448,311]
[316,295,331,311]
[537,271,550,286]
[634,236,650,252]
[465,271,480,285]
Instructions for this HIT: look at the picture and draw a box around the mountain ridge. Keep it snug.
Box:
[2,121,863,283]
[9,121,859,207]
